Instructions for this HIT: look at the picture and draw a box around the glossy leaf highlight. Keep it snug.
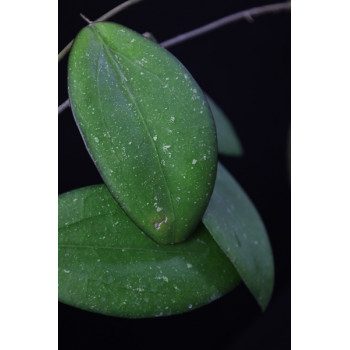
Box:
[68,22,217,244]
[203,163,274,310]
[58,185,241,318]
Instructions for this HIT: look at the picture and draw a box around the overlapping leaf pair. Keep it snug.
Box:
[59,22,274,318]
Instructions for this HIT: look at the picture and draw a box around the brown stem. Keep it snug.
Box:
[58,1,290,115]
[58,99,70,115]
[161,2,291,48]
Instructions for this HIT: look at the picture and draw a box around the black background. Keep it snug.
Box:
[58,0,291,349]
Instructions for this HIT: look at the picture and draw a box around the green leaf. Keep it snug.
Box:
[206,95,243,156]
[202,163,274,310]
[68,22,217,245]
[58,185,241,318]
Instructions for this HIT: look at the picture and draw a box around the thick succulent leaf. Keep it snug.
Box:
[206,95,243,156]
[68,22,217,244]
[202,163,274,310]
[58,185,241,318]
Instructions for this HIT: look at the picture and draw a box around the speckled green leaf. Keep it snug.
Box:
[68,22,217,245]
[58,185,240,318]
[206,95,243,156]
[203,163,274,310]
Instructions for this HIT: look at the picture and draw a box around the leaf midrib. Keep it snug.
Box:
[91,26,176,240]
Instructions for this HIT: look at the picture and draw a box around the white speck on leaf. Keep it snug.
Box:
[192,159,197,165]
[156,276,169,282]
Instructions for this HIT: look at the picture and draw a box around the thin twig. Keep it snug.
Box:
[58,0,143,62]
[58,99,70,114]
[58,42,73,62]
[161,2,291,48]
[58,1,290,115]
[80,13,93,24]
[95,0,143,22]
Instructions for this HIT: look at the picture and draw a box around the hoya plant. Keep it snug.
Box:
[58,0,290,322]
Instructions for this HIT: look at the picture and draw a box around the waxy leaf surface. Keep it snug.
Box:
[203,163,274,310]
[58,185,240,318]
[206,95,243,156]
[68,22,217,244]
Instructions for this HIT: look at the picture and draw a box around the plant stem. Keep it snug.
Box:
[58,42,73,62]
[58,0,143,62]
[80,13,93,24]
[58,1,290,115]
[95,0,143,22]
[58,99,70,114]
[161,2,291,48]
